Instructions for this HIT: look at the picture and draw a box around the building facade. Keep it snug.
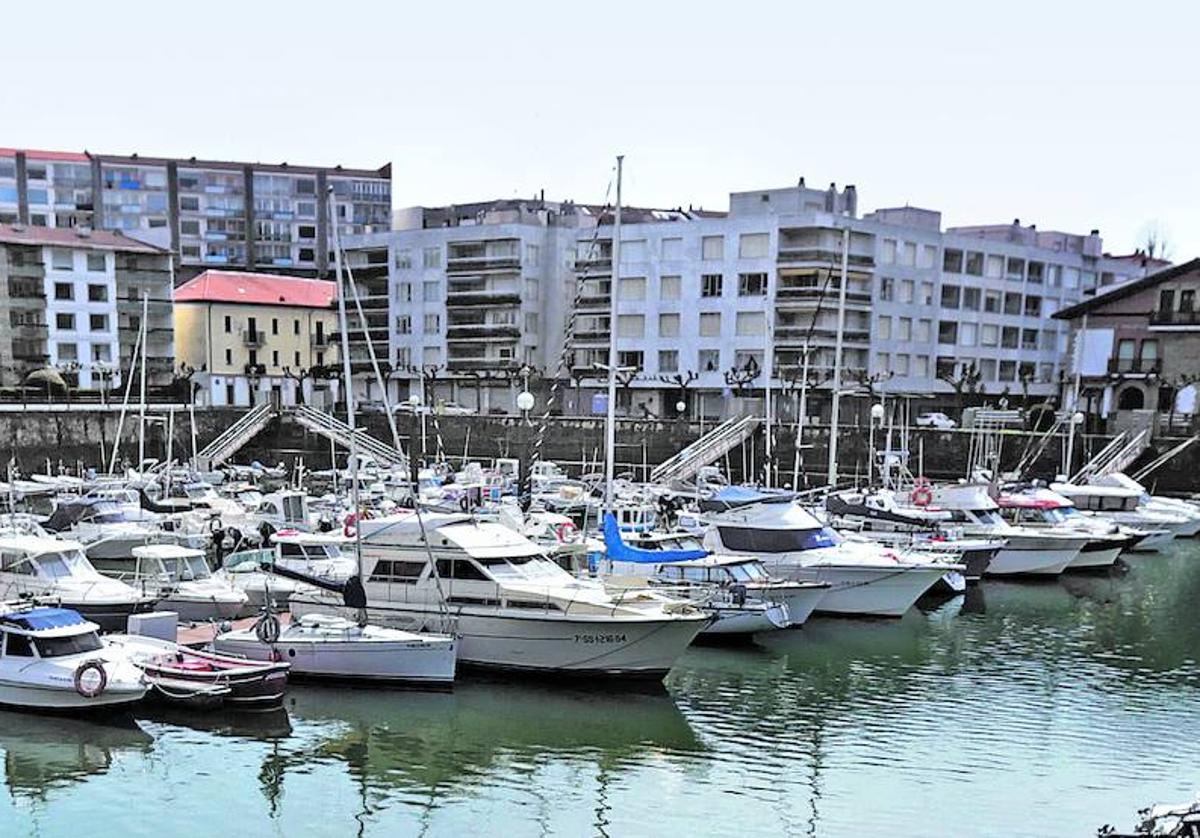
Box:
[174,271,339,407]
[1,147,390,282]
[0,224,173,391]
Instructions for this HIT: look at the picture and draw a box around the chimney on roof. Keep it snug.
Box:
[824,183,836,213]
[844,184,857,217]
[1090,229,1100,236]
[1013,218,1020,225]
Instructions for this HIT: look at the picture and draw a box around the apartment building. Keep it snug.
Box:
[174,271,339,407]
[1,147,390,281]
[0,224,174,392]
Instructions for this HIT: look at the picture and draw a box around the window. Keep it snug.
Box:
[897,317,912,340]
[699,312,722,337]
[316,351,325,366]
[661,238,683,260]
[659,313,680,337]
[1180,289,1195,312]
[395,282,412,303]
[423,347,442,365]
[525,244,540,266]
[981,324,999,346]
[1049,265,1063,287]
[983,254,1003,279]
[86,252,106,272]
[93,344,111,362]
[396,316,412,334]
[86,284,108,303]
[916,319,931,342]
[525,313,539,333]
[271,318,279,335]
[698,349,721,372]
[738,273,767,296]
[620,240,646,263]
[1027,261,1044,284]
[57,342,78,361]
[55,282,73,301]
[4,633,33,657]
[294,351,301,366]
[738,233,769,259]
[879,277,895,302]
[980,358,997,380]
[1064,267,1080,288]
[936,357,956,378]
[1140,339,1159,365]
[293,319,300,335]
[1160,289,1176,312]
[962,288,981,311]
[224,315,232,334]
[895,354,910,375]
[900,242,916,267]
[422,247,441,269]
[938,321,958,345]
[984,290,1001,313]
[1006,257,1025,281]
[1003,293,1022,316]
[881,239,896,263]
[617,314,644,338]
[1022,329,1038,350]
[272,350,279,367]
[960,322,977,346]
[943,249,964,273]
[617,350,643,370]
[940,284,961,309]
[658,350,679,373]
[660,275,681,300]
[920,244,937,269]
[89,314,107,331]
[898,279,913,303]
[423,314,440,334]
[877,316,892,340]
[1024,295,1042,317]
[179,196,199,211]
[423,282,440,303]
[56,313,75,330]
[51,249,73,270]
[914,355,929,377]
[1001,327,1019,349]
[619,277,646,300]
[919,282,934,305]
[701,236,724,261]
[701,274,723,297]
[525,279,539,301]
[999,360,1017,382]
[179,219,200,236]
[736,312,765,336]
[965,252,984,276]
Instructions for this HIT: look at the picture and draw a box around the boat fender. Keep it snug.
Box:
[256,614,281,645]
[73,660,108,699]
[912,478,933,507]
[343,513,357,539]
[554,522,576,543]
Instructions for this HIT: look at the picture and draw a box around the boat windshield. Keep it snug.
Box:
[717,525,842,553]
[663,536,705,551]
[160,555,211,581]
[476,553,566,582]
[33,631,103,658]
[33,550,91,580]
[972,509,1005,526]
[727,562,770,582]
[1042,508,1070,525]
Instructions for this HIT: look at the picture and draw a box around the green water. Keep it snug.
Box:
[5,544,1200,837]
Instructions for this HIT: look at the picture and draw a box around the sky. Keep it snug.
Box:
[4,0,1197,257]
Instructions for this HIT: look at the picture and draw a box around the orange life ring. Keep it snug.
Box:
[554,521,577,542]
[74,660,108,698]
[912,479,933,507]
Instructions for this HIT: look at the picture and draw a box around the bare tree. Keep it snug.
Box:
[282,366,311,405]
[1140,220,1173,261]
[938,361,985,411]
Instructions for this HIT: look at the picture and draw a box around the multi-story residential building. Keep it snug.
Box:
[0,224,173,391]
[174,271,339,407]
[1,147,390,282]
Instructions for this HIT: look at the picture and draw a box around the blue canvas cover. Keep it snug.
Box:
[0,607,88,632]
[602,513,708,564]
[698,486,796,513]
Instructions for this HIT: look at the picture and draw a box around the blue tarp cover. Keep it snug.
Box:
[0,607,88,632]
[602,513,708,564]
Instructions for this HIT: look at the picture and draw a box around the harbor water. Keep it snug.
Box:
[5,543,1200,837]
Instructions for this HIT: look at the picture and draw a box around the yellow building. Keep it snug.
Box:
[174,270,339,407]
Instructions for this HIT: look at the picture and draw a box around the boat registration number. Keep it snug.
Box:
[574,633,627,645]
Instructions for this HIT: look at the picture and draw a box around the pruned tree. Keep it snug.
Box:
[1140,220,1173,261]
[938,361,985,410]
[282,366,311,405]
[724,356,761,393]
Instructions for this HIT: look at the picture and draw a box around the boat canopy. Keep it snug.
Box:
[602,513,707,564]
[0,607,90,634]
[698,486,795,513]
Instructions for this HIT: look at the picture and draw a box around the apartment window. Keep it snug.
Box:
[179,196,199,211]
[658,350,679,373]
[1001,327,1019,349]
[182,245,201,259]
[293,319,300,335]
[1003,293,1022,316]
[224,315,232,334]
[86,252,106,272]
[915,319,932,342]
[1181,289,1195,312]
[55,282,73,301]
[51,249,73,270]
[395,283,412,303]
[698,349,721,372]
[738,233,769,259]
[983,254,1002,279]
[1082,271,1097,290]
[738,273,767,296]
[525,279,539,301]
[660,275,681,300]
[617,314,644,338]
[914,355,929,377]
[701,274,723,297]
[659,313,680,337]
[422,282,440,303]
[396,316,412,334]
[881,239,897,264]
[656,237,683,261]
[736,311,765,336]
[620,240,646,263]
[56,313,75,330]
[89,314,107,331]
[940,284,961,309]
[88,284,107,302]
[965,252,984,276]
[1048,265,1063,287]
[1064,267,1080,288]
[879,277,895,302]
[1141,339,1159,365]
[999,360,1017,382]
[980,358,997,380]
[962,288,981,311]
[617,350,643,370]
[57,342,77,362]
[424,347,442,365]
[1022,329,1038,350]
[900,242,916,267]
[699,312,722,337]
[294,351,301,367]
[224,348,232,365]
[701,236,724,261]
[1024,295,1042,317]
[877,316,892,340]
[895,354,909,375]
[316,351,325,366]
[936,357,956,379]
[525,244,540,266]
[271,318,279,335]
[619,277,646,300]
[960,322,977,346]
[938,321,958,345]
[1027,261,1045,284]
[422,247,441,269]
[943,248,963,273]
[423,314,440,334]
[93,344,111,362]
[525,313,539,333]
[180,220,200,236]
[299,248,315,262]
[897,317,912,341]
[898,279,913,304]
[981,324,999,346]
[1006,257,1025,281]
[984,290,1001,313]
[1160,289,1175,312]
[393,249,413,269]
[272,350,279,367]
[920,282,934,305]
[248,350,258,367]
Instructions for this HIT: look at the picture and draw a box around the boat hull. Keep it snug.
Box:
[755,584,827,627]
[1127,529,1174,552]
[157,596,246,623]
[213,633,457,685]
[700,603,789,636]
[985,539,1079,576]
[1066,541,1122,570]
[60,599,155,634]
[760,563,946,618]
[0,679,147,712]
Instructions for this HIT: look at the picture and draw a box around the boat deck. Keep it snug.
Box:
[177,613,292,649]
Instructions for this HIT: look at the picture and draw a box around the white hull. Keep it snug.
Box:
[1067,544,1122,570]
[763,585,827,626]
[213,633,457,684]
[986,545,1077,575]
[701,603,789,636]
[759,562,946,617]
[291,595,707,679]
[158,595,246,623]
[0,679,147,711]
[1128,529,1175,552]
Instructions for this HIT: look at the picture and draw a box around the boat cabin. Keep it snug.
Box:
[131,544,214,584]
[0,538,101,583]
[0,607,103,660]
[655,556,773,587]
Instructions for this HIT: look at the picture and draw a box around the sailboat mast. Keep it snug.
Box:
[137,291,149,472]
[603,155,624,513]
[826,225,850,487]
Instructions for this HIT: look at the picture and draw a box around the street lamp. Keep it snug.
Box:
[676,400,687,415]
[517,390,535,419]
[409,393,426,463]
[868,402,885,485]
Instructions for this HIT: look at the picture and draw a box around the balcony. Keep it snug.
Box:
[446,324,521,340]
[446,358,523,372]
[576,293,612,308]
[242,329,265,347]
[776,285,872,305]
[775,326,870,345]
[311,331,332,348]
[777,248,875,269]
[445,290,522,307]
[445,256,521,274]
[1150,309,1200,327]
[575,258,612,273]
[1107,358,1162,375]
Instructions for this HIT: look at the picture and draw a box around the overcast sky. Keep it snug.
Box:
[4,0,1196,257]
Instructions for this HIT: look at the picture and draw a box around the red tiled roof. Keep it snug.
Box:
[0,148,90,162]
[0,224,165,253]
[175,270,335,308]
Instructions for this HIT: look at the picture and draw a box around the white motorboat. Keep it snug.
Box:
[212,613,457,685]
[996,487,1137,569]
[123,545,247,622]
[694,488,957,617]
[0,534,155,631]
[1051,477,1181,550]
[0,605,148,711]
[288,510,710,680]
[647,557,792,636]
[216,530,357,616]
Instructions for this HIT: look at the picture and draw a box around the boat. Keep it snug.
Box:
[216,530,357,616]
[123,544,247,622]
[107,633,290,709]
[995,486,1136,570]
[288,510,711,680]
[1051,476,1182,551]
[0,605,148,712]
[1099,795,1200,836]
[694,488,958,617]
[212,613,457,686]
[0,533,155,631]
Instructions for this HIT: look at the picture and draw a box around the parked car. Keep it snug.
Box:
[436,402,474,416]
[915,411,957,429]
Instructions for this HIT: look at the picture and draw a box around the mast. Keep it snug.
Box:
[1064,313,1087,478]
[763,273,774,487]
[603,155,624,512]
[137,291,149,473]
[826,224,850,487]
